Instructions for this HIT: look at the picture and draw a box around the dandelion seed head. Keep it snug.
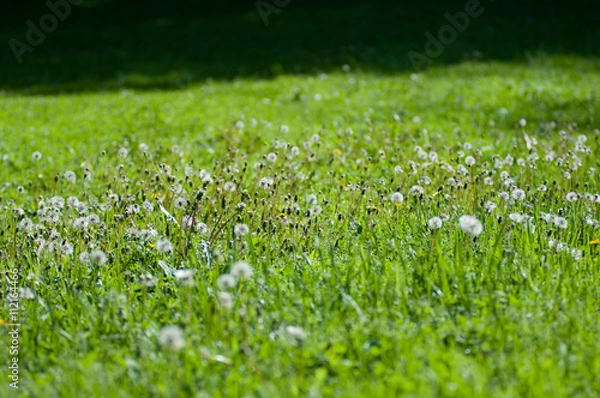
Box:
[309,206,322,217]
[158,325,185,351]
[231,260,253,279]
[509,213,525,223]
[217,291,234,309]
[409,185,425,196]
[140,273,157,288]
[306,194,318,205]
[89,249,108,266]
[390,192,404,203]
[61,242,74,256]
[174,197,187,209]
[64,171,76,183]
[173,269,194,282]
[195,222,209,234]
[19,287,35,300]
[285,325,308,342]
[566,192,579,202]
[18,218,34,232]
[459,215,483,237]
[511,189,526,201]
[553,216,568,229]
[156,239,173,253]
[49,196,65,209]
[234,224,250,237]
[223,181,236,192]
[72,217,89,231]
[78,251,90,264]
[427,217,443,231]
[259,177,274,189]
[217,274,237,290]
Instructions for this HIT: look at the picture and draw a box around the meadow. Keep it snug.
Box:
[1,1,600,397]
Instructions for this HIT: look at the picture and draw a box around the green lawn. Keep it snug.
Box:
[1,2,600,397]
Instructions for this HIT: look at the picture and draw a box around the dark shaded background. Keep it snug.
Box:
[1,0,599,94]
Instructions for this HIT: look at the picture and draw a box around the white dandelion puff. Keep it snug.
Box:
[158,326,185,351]
[174,197,188,209]
[409,185,425,196]
[266,152,278,162]
[511,189,526,201]
[459,215,483,237]
[19,287,35,300]
[306,194,318,205]
[64,171,76,183]
[217,291,234,309]
[230,260,253,279]
[156,239,174,253]
[61,242,74,256]
[427,217,443,231]
[285,326,308,343]
[140,274,157,288]
[18,218,34,232]
[233,224,250,237]
[565,192,579,202]
[142,200,154,211]
[89,249,108,266]
[195,222,209,234]
[72,217,89,231]
[553,216,568,229]
[484,201,497,213]
[309,206,322,217]
[259,177,274,189]
[173,269,195,284]
[390,192,404,203]
[223,181,236,192]
[217,274,237,290]
[509,213,526,223]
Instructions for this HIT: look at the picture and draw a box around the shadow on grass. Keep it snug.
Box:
[1,0,599,95]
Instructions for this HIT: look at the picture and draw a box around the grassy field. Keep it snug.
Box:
[1,1,600,397]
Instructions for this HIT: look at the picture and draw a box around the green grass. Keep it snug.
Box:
[1,3,600,397]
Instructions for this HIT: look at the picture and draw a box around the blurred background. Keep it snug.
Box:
[2,0,599,95]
